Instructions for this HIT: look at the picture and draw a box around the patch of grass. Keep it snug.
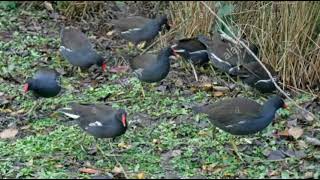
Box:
[0,5,319,179]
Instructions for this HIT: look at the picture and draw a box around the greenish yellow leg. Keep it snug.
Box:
[230,138,243,161]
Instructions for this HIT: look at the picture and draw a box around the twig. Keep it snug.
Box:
[108,140,129,179]
[200,1,316,119]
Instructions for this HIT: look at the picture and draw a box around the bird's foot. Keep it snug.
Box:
[230,140,244,161]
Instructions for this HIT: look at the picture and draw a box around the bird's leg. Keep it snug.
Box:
[78,67,86,78]
[189,60,199,81]
[140,81,145,98]
[26,98,42,118]
[230,138,243,161]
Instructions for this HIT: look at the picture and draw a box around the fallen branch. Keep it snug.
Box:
[200,1,316,119]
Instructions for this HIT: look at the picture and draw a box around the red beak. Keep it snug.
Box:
[23,83,29,93]
[121,114,126,127]
[102,63,107,72]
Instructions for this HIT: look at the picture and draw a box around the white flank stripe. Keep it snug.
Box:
[238,120,246,124]
[189,50,207,54]
[255,78,277,85]
[173,49,186,53]
[121,28,142,34]
[61,112,80,119]
[88,121,103,127]
[171,44,177,48]
[226,124,233,128]
[210,52,231,66]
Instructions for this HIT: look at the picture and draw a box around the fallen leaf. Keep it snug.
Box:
[106,30,115,36]
[267,150,286,160]
[55,164,64,168]
[305,136,320,146]
[276,129,289,137]
[117,142,131,149]
[288,127,303,139]
[112,166,123,174]
[213,91,224,97]
[79,168,99,174]
[109,66,129,73]
[136,172,145,179]
[44,1,54,11]
[212,86,230,92]
[20,125,30,130]
[171,150,182,157]
[0,128,18,139]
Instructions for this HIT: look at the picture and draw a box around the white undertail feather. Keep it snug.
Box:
[88,121,103,127]
[60,111,80,119]
[59,46,73,52]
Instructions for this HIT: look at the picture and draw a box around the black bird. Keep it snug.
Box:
[59,103,127,139]
[24,68,61,98]
[193,95,287,135]
[111,15,170,46]
[197,34,258,74]
[193,95,287,159]
[59,27,106,72]
[231,61,278,93]
[171,36,209,66]
[129,47,175,83]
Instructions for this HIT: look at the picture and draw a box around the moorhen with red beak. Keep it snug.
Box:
[111,15,171,46]
[24,68,61,98]
[193,95,287,159]
[59,103,127,139]
[59,27,106,72]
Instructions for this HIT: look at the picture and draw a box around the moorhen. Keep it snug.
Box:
[170,36,209,81]
[59,103,127,139]
[231,61,278,93]
[171,36,209,66]
[197,34,258,74]
[129,47,175,83]
[193,95,287,135]
[193,95,287,159]
[24,68,61,117]
[111,15,170,46]
[24,68,61,98]
[59,27,106,72]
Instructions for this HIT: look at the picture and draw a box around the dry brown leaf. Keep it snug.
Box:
[0,128,18,139]
[20,125,30,130]
[79,168,99,174]
[117,142,131,149]
[106,30,115,36]
[112,166,123,174]
[212,86,230,92]
[44,1,54,11]
[288,127,303,139]
[136,172,145,179]
[213,91,224,97]
[277,129,289,137]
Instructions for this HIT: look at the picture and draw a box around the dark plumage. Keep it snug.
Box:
[193,96,287,135]
[59,27,106,72]
[171,36,209,65]
[59,103,127,139]
[129,47,174,83]
[111,15,170,45]
[24,68,61,98]
[197,34,258,74]
[234,62,278,93]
